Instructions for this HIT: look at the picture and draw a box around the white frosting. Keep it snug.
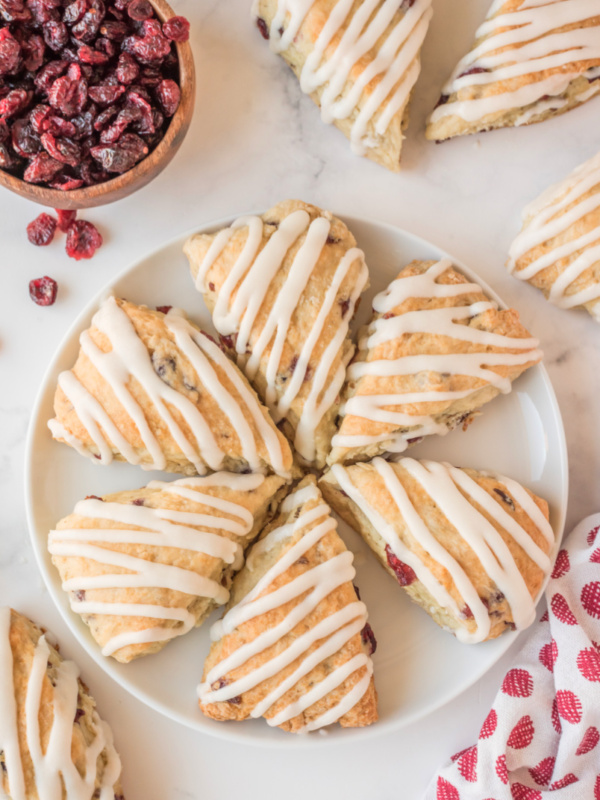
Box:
[507,150,600,311]
[48,473,265,657]
[197,485,372,732]
[331,258,541,452]
[194,209,369,463]
[330,458,554,643]
[0,608,121,800]
[430,0,600,126]
[260,0,433,155]
[49,297,289,478]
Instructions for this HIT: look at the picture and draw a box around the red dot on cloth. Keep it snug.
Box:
[436,777,460,800]
[479,709,498,739]
[510,783,542,800]
[556,690,583,724]
[507,715,535,749]
[502,668,534,698]
[457,746,477,783]
[549,774,578,791]
[551,549,570,579]
[591,548,600,564]
[587,525,600,546]
[540,610,549,622]
[450,746,471,763]
[576,727,600,756]
[582,582,600,620]
[495,755,508,785]
[551,698,562,733]
[529,756,556,786]
[595,775,600,800]
[550,593,578,625]
[539,639,558,672]
[577,647,600,682]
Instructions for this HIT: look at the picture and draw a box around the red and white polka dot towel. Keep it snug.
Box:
[425,514,600,800]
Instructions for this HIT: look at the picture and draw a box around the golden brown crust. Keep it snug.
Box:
[328,260,541,465]
[319,460,552,642]
[199,476,378,732]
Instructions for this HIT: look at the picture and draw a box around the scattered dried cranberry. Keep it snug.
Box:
[127,0,152,21]
[27,212,57,245]
[156,305,171,314]
[162,16,190,42]
[256,17,269,40]
[361,622,377,655]
[29,275,58,305]
[55,208,76,231]
[65,218,102,259]
[385,545,417,586]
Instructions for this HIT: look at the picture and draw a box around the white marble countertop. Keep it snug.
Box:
[1,1,600,797]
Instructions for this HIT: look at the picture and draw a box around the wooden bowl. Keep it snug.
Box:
[0,0,195,210]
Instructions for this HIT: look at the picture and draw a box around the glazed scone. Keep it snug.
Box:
[328,258,542,466]
[319,458,555,643]
[48,297,293,479]
[507,150,600,320]
[49,472,288,663]
[254,0,433,171]
[0,607,123,799]
[198,476,378,733]
[184,200,369,470]
[426,0,600,142]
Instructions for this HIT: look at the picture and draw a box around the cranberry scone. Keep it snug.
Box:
[507,150,600,320]
[49,472,287,663]
[48,297,293,478]
[184,200,369,470]
[0,608,124,799]
[426,0,600,142]
[253,0,433,171]
[198,476,378,733]
[327,258,541,465]
[319,458,555,643]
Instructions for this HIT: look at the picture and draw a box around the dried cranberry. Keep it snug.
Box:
[434,94,449,109]
[41,132,81,165]
[156,305,171,314]
[50,174,83,189]
[0,89,31,119]
[77,44,109,64]
[0,142,12,166]
[70,108,95,138]
[22,34,45,72]
[27,212,57,245]
[385,545,417,586]
[0,0,30,22]
[93,104,117,130]
[123,19,170,64]
[116,51,139,84]
[127,0,152,21]
[56,211,77,234]
[99,104,138,142]
[155,78,179,116]
[48,75,88,116]
[43,20,68,51]
[127,89,153,133]
[65,219,102,259]
[23,150,62,182]
[34,60,68,94]
[361,622,377,655]
[256,17,269,39]
[100,19,128,39]
[11,119,40,156]
[28,0,59,25]
[43,115,77,137]
[63,0,88,24]
[162,15,189,42]
[461,605,474,620]
[29,275,58,305]
[88,81,125,105]
[91,131,147,171]
[0,28,22,75]
[0,119,8,142]
[338,297,350,317]
[457,66,489,79]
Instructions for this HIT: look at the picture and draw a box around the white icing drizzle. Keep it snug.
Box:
[261,0,433,155]
[331,258,541,452]
[194,209,368,463]
[0,608,121,800]
[330,458,553,643]
[49,297,289,477]
[197,486,372,732]
[429,0,600,126]
[48,473,265,657]
[507,150,600,310]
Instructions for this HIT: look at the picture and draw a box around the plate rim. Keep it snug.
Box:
[24,209,568,748]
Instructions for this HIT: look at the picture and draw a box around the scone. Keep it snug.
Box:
[0,607,123,799]
[507,150,600,320]
[197,476,378,733]
[328,258,542,465]
[319,458,555,643]
[253,0,434,171]
[49,472,288,663]
[426,0,600,142]
[48,297,293,479]
[184,200,369,470]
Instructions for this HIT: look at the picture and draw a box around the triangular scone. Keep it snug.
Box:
[50,472,287,663]
[426,0,600,142]
[184,200,369,470]
[328,258,542,466]
[0,608,124,798]
[507,150,600,321]
[253,1,433,171]
[320,458,555,643]
[198,476,378,733]
[48,297,293,478]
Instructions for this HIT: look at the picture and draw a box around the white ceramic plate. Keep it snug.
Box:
[25,214,568,747]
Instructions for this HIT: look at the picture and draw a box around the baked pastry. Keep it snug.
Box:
[184,200,369,470]
[319,457,555,643]
[49,472,287,663]
[48,297,294,479]
[426,0,600,142]
[253,0,434,171]
[198,475,378,732]
[328,258,542,465]
[507,150,600,320]
[0,607,123,799]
